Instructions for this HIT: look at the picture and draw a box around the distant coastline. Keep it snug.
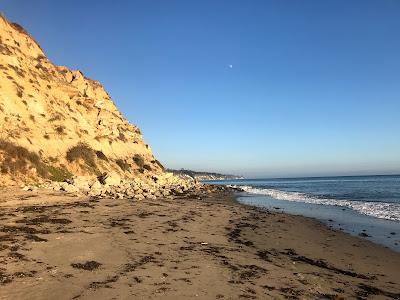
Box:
[210,173,400,182]
[167,169,244,181]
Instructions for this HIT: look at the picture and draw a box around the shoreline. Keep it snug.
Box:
[0,187,399,299]
[207,176,400,252]
[235,193,400,253]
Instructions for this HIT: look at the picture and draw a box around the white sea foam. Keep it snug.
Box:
[230,185,400,221]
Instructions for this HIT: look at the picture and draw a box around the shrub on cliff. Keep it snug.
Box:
[66,143,97,170]
[116,159,130,171]
[55,125,66,135]
[0,139,47,177]
[46,165,72,182]
[95,150,108,161]
[133,154,144,168]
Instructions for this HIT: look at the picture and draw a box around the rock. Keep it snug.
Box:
[52,184,61,191]
[60,182,78,193]
[104,173,121,186]
[125,189,135,197]
[22,186,38,191]
[97,173,108,185]
[71,176,93,191]
[359,232,370,237]
[39,167,203,201]
[136,194,145,201]
[89,189,101,197]
[90,180,102,190]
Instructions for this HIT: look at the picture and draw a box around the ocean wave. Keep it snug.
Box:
[230,185,400,221]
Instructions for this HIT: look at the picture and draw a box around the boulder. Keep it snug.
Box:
[60,182,78,193]
[90,180,102,190]
[135,194,145,201]
[103,172,121,186]
[71,176,94,191]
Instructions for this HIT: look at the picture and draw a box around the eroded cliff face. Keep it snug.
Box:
[0,15,163,185]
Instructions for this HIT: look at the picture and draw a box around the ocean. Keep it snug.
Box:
[206,175,400,252]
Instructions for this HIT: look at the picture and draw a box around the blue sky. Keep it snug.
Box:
[2,1,400,178]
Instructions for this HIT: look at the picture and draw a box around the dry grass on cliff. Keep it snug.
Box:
[46,165,72,182]
[66,143,97,170]
[95,150,108,161]
[0,140,73,181]
[0,139,47,177]
[116,159,130,171]
[133,154,145,168]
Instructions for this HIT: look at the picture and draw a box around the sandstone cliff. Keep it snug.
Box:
[0,15,163,185]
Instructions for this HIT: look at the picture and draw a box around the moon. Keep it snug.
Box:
[229,64,233,68]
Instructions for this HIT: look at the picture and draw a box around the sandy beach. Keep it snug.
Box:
[0,187,399,299]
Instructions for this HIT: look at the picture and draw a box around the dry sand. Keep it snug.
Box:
[0,187,399,299]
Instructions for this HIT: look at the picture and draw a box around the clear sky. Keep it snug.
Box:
[2,1,400,178]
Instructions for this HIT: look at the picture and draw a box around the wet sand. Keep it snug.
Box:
[0,187,399,299]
